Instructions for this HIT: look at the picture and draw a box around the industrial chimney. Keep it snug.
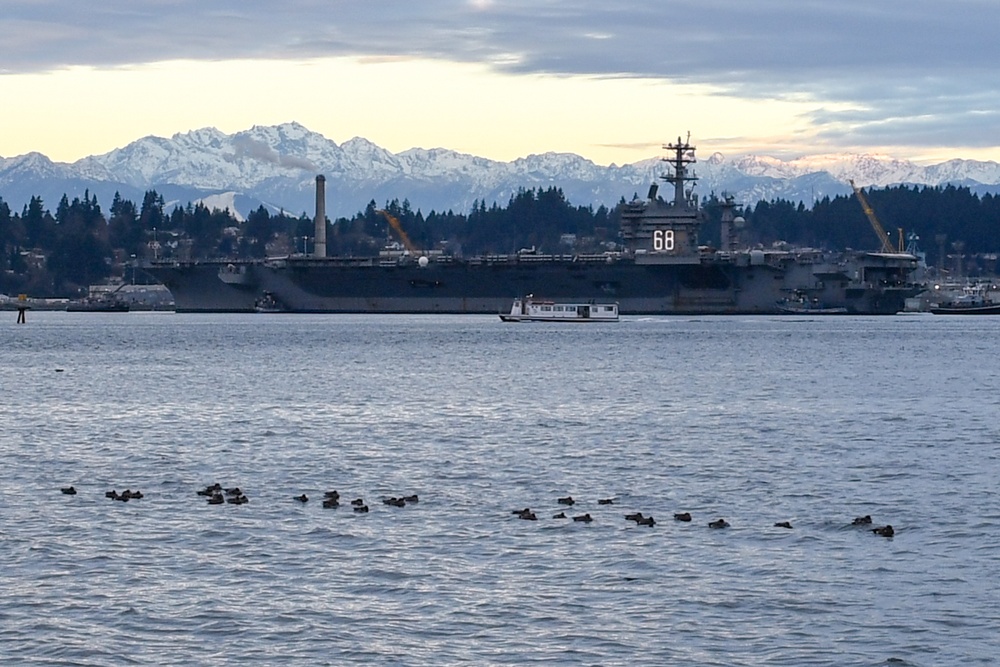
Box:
[314,175,327,258]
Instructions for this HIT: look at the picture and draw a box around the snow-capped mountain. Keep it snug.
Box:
[3,122,1000,220]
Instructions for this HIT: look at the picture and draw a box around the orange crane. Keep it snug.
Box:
[849,179,896,253]
[376,209,420,256]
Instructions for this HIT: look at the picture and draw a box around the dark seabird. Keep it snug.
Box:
[294,494,308,503]
[225,487,243,497]
[402,494,418,504]
[873,525,895,537]
[61,486,77,495]
[598,498,614,505]
[774,521,793,529]
[673,512,692,522]
[852,515,873,525]
[105,490,118,499]
[636,516,656,527]
[382,497,406,507]
[708,519,730,529]
[322,498,339,508]
[517,509,537,520]
[553,511,567,519]
[207,493,224,505]
[227,494,248,505]
[557,496,576,506]
[353,504,370,513]
[323,490,340,499]
[625,512,644,522]
[351,498,365,506]
[573,513,593,523]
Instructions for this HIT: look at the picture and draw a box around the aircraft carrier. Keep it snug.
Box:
[144,137,924,315]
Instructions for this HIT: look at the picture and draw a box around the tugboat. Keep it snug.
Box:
[500,296,619,322]
[775,290,849,315]
[929,284,1000,314]
[66,285,130,312]
[65,299,129,312]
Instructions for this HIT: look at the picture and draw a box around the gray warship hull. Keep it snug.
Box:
[145,251,920,315]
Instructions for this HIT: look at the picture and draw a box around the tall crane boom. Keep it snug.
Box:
[849,180,895,253]
[377,209,420,256]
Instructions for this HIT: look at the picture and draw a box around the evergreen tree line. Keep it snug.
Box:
[1,183,998,296]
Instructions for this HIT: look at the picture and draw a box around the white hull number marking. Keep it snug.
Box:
[653,229,675,251]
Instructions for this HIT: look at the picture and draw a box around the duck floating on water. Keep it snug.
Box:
[573,513,593,523]
[557,496,575,506]
[197,484,222,497]
[674,512,692,522]
[872,525,894,537]
[708,519,730,529]
[61,486,77,495]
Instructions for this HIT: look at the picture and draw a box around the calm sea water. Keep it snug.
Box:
[2,312,998,666]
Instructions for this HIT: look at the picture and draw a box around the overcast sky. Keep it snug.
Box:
[2,0,998,165]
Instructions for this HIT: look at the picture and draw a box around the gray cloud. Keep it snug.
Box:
[230,136,318,171]
[2,0,998,151]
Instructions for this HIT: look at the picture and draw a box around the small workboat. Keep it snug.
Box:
[500,296,619,322]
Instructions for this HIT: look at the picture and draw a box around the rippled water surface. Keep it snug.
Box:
[2,312,999,666]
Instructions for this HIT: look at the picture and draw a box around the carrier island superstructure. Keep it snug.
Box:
[144,136,923,314]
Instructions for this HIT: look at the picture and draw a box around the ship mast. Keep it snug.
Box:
[662,133,698,207]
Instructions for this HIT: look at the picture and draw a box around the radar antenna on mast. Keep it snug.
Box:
[662,133,698,207]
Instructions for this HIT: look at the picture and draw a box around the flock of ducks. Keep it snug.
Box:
[513,496,896,537]
[58,486,894,537]
[193,483,419,513]
[62,485,145,501]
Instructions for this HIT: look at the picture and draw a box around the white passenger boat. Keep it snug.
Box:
[499,296,619,322]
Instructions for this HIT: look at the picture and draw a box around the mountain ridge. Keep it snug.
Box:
[3,122,1000,220]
